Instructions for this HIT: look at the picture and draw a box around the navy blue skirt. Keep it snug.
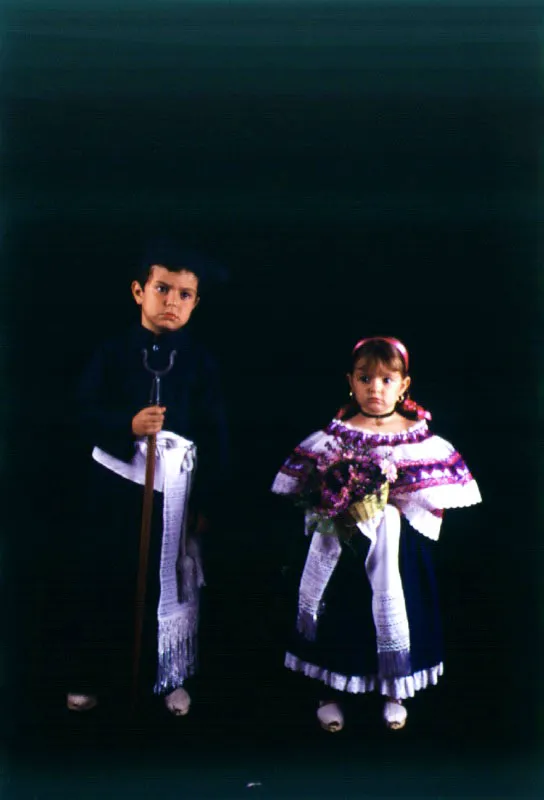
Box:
[286,516,444,685]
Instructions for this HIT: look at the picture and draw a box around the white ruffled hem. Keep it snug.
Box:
[285,652,444,701]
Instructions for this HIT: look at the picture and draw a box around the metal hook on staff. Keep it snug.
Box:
[142,348,177,406]
[132,347,177,712]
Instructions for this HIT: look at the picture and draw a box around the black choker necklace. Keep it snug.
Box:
[359,408,396,424]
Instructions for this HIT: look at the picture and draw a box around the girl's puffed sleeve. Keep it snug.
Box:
[271,430,333,497]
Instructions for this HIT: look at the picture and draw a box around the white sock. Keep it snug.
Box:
[164,687,191,716]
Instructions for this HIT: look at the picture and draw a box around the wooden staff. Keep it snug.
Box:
[132,349,176,710]
[131,430,157,709]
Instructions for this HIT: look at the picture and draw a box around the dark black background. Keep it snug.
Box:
[1,1,541,797]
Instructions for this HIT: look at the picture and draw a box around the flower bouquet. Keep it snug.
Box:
[295,439,398,537]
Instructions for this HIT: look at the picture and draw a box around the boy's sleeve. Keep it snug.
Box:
[76,343,136,463]
[190,350,230,521]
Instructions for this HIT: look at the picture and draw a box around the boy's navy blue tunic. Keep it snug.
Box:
[70,323,228,696]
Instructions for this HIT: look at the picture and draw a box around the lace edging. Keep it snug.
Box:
[153,607,199,694]
[327,418,430,446]
[285,652,444,701]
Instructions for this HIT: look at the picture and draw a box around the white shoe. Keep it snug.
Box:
[164,687,191,716]
[383,699,407,730]
[66,693,98,712]
[317,701,344,733]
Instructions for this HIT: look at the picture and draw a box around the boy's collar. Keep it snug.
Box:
[129,324,192,358]
[133,323,190,343]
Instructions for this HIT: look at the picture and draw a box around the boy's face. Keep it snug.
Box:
[132,265,200,334]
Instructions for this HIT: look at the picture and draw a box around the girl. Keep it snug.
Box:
[271,336,481,731]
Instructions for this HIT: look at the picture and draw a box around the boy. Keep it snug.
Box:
[66,241,229,715]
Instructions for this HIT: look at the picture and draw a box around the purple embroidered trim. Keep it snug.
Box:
[325,418,431,447]
[277,420,475,497]
[396,451,465,470]
[279,449,319,480]
[390,473,474,495]
[392,451,474,493]
[292,447,321,461]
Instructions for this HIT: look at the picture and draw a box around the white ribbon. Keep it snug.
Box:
[297,504,411,678]
[92,431,203,693]
[296,525,342,640]
[362,504,411,677]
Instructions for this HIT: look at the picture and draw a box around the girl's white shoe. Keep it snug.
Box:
[317,701,344,732]
[66,693,98,712]
[383,699,407,730]
[164,686,191,716]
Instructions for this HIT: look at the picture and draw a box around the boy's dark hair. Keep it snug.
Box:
[136,238,228,294]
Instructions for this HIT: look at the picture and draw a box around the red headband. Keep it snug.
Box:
[352,336,409,371]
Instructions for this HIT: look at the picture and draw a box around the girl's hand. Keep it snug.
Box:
[132,406,166,436]
[338,510,358,530]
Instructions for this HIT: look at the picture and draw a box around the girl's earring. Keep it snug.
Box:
[349,391,353,398]
[398,393,405,404]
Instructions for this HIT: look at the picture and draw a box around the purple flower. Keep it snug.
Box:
[294,435,392,519]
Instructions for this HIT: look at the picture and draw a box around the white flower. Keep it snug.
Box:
[380,458,398,482]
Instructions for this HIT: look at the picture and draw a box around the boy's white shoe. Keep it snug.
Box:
[66,693,98,712]
[164,686,191,716]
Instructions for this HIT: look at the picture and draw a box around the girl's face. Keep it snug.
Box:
[347,357,411,416]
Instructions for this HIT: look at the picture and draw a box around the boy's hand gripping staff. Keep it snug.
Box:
[132,348,177,709]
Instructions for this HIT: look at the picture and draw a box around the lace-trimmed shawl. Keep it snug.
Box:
[271,419,482,540]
